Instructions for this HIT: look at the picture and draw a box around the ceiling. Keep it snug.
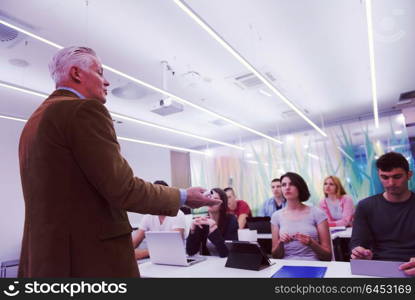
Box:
[0,0,414,152]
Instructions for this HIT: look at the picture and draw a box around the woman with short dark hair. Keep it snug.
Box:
[186,188,238,257]
[271,172,332,261]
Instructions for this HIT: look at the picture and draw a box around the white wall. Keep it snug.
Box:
[0,119,171,263]
[0,119,25,263]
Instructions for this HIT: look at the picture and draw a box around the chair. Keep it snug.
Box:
[0,259,19,278]
[184,214,194,239]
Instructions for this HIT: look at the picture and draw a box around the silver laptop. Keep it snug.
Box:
[145,231,206,266]
[350,259,410,278]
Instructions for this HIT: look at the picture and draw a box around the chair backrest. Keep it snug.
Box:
[184,214,194,239]
[0,259,19,278]
[238,229,258,242]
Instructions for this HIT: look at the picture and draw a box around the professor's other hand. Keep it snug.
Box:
[185,187,222,208]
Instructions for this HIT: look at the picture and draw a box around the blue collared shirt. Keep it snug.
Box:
[261,197,286,217]
[179,189,187,207]
[56,87,188,208]
[57,86,85,99]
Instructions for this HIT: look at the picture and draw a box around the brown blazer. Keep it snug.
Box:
[18,90,180,277]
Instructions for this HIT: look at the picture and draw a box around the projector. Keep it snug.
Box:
[151,97,184,116]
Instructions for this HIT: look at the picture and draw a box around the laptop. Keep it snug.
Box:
[145,231,206,266]
[246,217,271,233]
[350,259,411,278]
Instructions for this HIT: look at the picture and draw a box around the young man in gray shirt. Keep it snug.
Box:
[350,152,415,276]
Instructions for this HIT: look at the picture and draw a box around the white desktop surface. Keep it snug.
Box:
[138,256,367,278]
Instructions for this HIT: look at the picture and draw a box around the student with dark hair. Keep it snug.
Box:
[261,178,286,217]
[351,152,415,276]
[186,188,238,257]
[224,187,252,229]
[132,180,186,260]
[271,172,332,261]
[154,180,191,214]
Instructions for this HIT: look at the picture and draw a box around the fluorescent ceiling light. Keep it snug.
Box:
[364,0,379,128]
[173,0,327,138]
[0,19,282,145]
[0,82,48,98]
[337,146,355,162]
[0,80,243,150]
[110,112,244,150]
[0,115,28,123]
[117,137,208,155]
[0,113,208,155]
[394,130,402,135]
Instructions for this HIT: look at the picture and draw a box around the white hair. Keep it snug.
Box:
[48,46,98,84]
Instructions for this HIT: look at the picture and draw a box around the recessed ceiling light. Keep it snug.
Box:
[8,58,29,68]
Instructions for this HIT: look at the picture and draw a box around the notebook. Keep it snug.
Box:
[271,266,327,278]
[350,259,411,278]
[145,231,206,266]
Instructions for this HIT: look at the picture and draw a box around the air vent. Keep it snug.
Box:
[0,23,18,42]
[397,90,415,107]
[229,70,276,90]
[151,98,184,116]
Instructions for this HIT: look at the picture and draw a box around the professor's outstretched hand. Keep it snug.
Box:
[185,187,222,208]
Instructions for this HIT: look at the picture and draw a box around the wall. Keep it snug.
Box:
[0,118,171,262]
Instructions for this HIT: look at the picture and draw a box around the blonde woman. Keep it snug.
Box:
[319,176,354,227]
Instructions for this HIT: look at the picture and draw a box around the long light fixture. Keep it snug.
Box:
[0,113,209,155]
[117,137,207,155]
[364,0,379,128]
[0,115,27,123]
[110,112,244,150]
[0,81,243,150]
[0,82,48,98]
[173,0,327,138]
[0,19,282,144]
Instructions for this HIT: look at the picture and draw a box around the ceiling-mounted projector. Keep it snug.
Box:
[151,97,184,116]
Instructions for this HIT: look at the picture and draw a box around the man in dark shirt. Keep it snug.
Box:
[350,152,415,276]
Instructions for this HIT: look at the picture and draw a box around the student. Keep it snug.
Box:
[319,176,354,227]
[224,187,252,229]
[131,211,186,260]
[261,178,286,217]
[350,152,415,276]
[153,180,191,214]
[271,172,332,261]
[186,188,238,257]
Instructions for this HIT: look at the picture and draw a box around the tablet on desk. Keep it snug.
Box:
[225,241,274,271]
[350,259,411,278]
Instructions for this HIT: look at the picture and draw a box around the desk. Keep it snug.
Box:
[138,256,368,278]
